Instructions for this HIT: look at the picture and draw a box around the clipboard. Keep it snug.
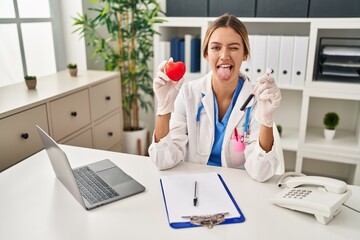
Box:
[160,172,245,229]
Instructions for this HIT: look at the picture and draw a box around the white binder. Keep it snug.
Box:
[252,35,267,81]
[291,36,309,86]
[241,35,254,80]
[266,35,281,82]
[159,41,170,65]
[278,36,295,86]
[184,34,195,72]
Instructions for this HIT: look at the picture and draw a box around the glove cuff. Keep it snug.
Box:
[255,114,274,128]
[156,103,174,116]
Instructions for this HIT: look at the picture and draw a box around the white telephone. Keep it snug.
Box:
[270,173,352,224]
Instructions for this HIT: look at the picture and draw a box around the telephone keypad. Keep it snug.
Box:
[282,189,312,199]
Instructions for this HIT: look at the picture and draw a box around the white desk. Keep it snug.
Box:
[0,145,359,240]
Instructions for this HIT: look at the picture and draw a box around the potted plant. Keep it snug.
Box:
[24,75,37,89]
[73,0,164,155]
[323,112,339,140]
[67,63,78,77]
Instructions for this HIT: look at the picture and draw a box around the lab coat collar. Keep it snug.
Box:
[195,72,215,132]
[192,71,255,140]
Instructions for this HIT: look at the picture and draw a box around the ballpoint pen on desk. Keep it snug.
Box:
[240,68,273,111]
[193,181,198,206]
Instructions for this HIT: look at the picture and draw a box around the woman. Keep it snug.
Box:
[148,14,281,182]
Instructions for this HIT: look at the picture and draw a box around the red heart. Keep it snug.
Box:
[165,61,186,81]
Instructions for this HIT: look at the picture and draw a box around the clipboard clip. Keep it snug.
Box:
[182,212,229,229]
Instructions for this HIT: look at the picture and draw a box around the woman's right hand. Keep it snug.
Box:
[153,58,184,115]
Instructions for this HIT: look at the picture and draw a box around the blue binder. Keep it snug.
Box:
[190,38,201,72]
[160,173,245,229]
[170,37,184,62]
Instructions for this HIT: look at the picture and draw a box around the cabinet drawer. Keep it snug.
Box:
[0,105,48,171]
[50,89,91,141]
[94,112,122,150]
[90,78,121,121]
[62,128,93,148]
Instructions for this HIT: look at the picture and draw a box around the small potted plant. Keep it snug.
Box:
[323,112,339,140]
[24,75,37,89]
[276,124,283,137]
[67,63,77,77]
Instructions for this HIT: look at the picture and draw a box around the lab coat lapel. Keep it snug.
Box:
[197,73,214,130]
[225,79,255,143]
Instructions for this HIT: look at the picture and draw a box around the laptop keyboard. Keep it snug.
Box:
[73,167,119,205]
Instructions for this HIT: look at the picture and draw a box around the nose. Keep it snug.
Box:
[220,48,230,60]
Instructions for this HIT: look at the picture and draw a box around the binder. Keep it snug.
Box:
[241,35,254,80]
[190,38,201,72]
[159,41,171,65]
[170,38,184,62]
[266,35,281,82]
[291,36,309,86]
[179,40,185,63]
[252,35,267,81]
[184,34,195,72]
[278,36,295,86]
[160,172,245,229]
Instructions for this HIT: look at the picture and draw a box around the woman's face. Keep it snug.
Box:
[206,27,246,84]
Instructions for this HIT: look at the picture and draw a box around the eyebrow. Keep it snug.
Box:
[209,42,241,46]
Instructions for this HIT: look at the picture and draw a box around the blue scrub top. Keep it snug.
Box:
[207,78,244,167]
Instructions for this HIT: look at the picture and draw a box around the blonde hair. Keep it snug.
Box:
[202,14,250,60]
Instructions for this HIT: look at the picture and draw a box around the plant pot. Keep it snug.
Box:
[123,126,148,156]
[324,129,336,141]
[25,79,37,89]
[69,68,78,77]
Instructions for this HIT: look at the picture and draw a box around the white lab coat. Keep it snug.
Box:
[148,72,279,182]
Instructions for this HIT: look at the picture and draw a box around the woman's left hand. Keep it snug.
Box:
[255,74,281,128]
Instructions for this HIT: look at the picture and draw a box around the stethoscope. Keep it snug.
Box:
[196,94,251,155]
[241,107,251,143]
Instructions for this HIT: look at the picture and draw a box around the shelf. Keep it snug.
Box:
[183,72,202,82]
[304,127,360,158]
[280,128,299,151]
[153,17,360,185]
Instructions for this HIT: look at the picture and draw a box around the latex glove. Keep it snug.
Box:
[255,74,281,128]
[153,58,184,115]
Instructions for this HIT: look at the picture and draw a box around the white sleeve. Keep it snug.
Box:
[148,87,189,170]
[244,140,279,182]
[148,133,182,170]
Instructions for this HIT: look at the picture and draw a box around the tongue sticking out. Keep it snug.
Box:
[218,67,231,79]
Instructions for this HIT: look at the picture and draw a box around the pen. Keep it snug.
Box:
[234,127,239,142]
[240,68,273,111]
[193,181,198,206]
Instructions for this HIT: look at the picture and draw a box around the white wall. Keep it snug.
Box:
[59,0,87,70]
[59,1,168,138]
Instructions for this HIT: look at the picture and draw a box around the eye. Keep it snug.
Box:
[210,45,220,51]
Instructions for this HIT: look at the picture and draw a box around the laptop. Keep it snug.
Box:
[36,125,145,210]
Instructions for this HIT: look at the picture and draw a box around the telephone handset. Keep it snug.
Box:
[270,173,352,224]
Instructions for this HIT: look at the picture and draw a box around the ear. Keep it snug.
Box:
[204,53,208,61]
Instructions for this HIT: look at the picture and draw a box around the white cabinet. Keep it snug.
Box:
[153,17,360,185]
[0,70,123,171]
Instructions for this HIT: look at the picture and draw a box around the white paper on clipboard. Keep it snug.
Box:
[160,172,240,223]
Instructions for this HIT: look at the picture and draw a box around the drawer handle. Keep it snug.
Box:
[105,96,111,101]
[296,71,301,76]
[21,133,29,140]
[71,111,77,117]
[108,132,113,137]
